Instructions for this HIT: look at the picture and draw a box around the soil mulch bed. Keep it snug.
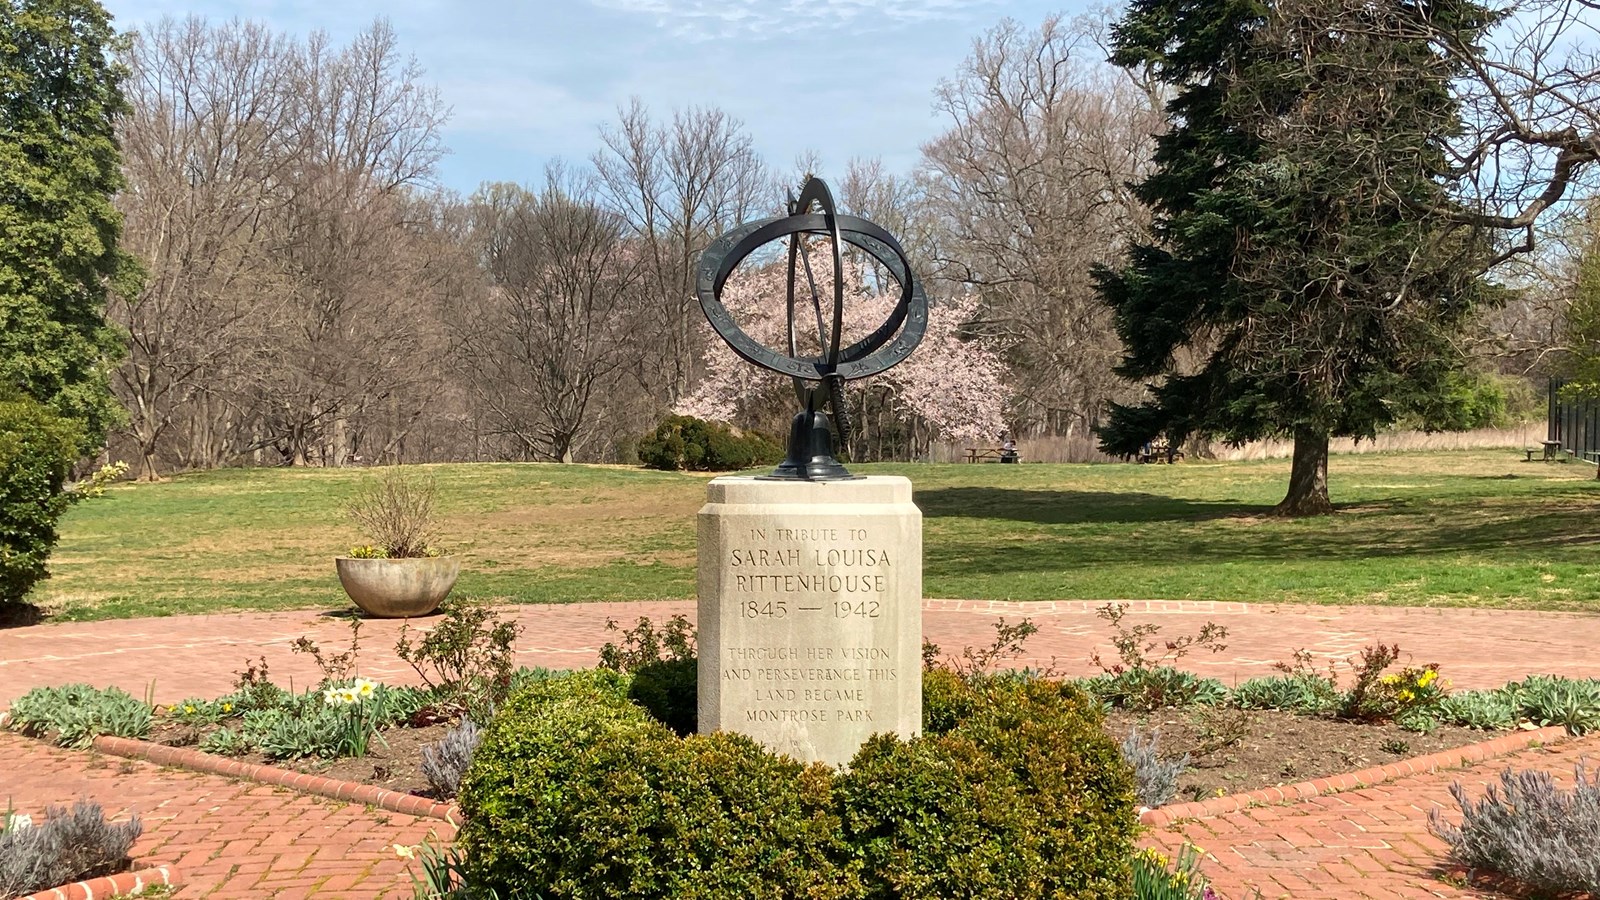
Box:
[1104,707,1501,802]
[149,719,449,799]
[149,707,1505,807]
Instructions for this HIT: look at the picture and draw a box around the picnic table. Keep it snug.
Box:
[964,447,1021,463]
[1525,440,1563,462]
[1137,441,1185,464]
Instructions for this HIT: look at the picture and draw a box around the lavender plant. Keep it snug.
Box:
[1429,760,1600,896]
[421,718,482,799]
[1121,726,1189,809]
[0,801,141,899]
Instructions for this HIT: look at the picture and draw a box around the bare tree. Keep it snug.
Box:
[920,13,1165,437]
[252,20,450,466]
[1438,0,1600,258]
[113,18,457,472]
[593,100,769,403]
[454,170,646,462]
[114,17,299,479]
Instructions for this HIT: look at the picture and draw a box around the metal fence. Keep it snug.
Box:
[1549,379,1600,460]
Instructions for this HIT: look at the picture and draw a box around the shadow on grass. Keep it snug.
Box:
[917,487,1257,525]
[919,486,1600,574]
[0,602,45,629]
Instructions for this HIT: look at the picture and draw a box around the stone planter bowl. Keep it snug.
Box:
[335,556,460,618]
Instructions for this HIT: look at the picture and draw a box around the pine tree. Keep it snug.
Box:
[0,0,135,453]
[1096,0,1502,514]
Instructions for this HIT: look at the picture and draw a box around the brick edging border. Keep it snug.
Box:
[92,736,461,826]
[89,725,1568,833]
[19,862,180,900]
[1138,724,1570,826]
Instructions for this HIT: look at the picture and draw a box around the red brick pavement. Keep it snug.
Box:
[1,600,1595,706]
[0,730,453,899]
[3,600,1597,898]
[1142,732,1600,900]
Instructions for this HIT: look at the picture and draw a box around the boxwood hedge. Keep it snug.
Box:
[457,666,1137,900]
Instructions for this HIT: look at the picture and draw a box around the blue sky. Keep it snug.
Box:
[100,0,1087,194]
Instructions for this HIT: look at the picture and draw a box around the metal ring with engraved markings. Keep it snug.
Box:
[695,212,929,382]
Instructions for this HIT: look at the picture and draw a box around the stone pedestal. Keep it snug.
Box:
[697,475,922,767]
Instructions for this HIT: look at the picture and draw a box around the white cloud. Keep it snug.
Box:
[587,0,999,39]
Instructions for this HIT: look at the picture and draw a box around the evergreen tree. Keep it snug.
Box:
[1097,0,1503,514]
[0,0,134,453]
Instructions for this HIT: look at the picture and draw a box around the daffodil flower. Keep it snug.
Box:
[393,843,416,859]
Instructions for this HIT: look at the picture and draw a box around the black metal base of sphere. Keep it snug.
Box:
[760,410,860,481]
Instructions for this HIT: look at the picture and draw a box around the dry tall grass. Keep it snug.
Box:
[932,426,1534,464]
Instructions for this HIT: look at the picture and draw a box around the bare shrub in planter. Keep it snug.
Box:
[0,801,142,899]
[347,466,438,559]
[1429,760,1600,896]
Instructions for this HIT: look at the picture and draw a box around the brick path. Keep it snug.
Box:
[1142,733,1600,900]
[3,600,1597,898]
[2,600,1595,706]
[0,730,452,899]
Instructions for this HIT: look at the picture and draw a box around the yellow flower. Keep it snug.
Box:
[1418,670,1437,687]
[339,688,359,705]
[1397,689,1414,703]
[353,677,378,698]
[221,702,233,713]
[1379,674,1400,685]
[183,705,195,715]
[1215,788,1225,797]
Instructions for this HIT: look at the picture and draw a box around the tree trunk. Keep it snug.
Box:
[1275,426,1334,516]
[139,446,161,482]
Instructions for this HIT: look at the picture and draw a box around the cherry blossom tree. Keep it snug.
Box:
[676,250,1010,459]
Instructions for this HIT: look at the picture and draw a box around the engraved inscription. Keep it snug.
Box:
[720,524,902,727]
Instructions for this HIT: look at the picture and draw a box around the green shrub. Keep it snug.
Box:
[0,396,81,607]
[626,658,698,737]
[5,684,151,748]
[881,674,1136,900]
[395,600,521,724]
[460,670,853,899]
[1436,690,1516,730]
[231,682,384,760]
[1081,667,1228,711]
[637,415,782,472]
[1500,675,1600,734]
[921,666,977,733]
[459,668,1136,900]
[598,615,699,735]
[198,727,246,756]
[1230,674,1340,714]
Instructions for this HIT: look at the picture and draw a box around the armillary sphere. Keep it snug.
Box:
[696,176,929,480]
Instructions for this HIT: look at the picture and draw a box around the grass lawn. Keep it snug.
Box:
[31,449,1600,621]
